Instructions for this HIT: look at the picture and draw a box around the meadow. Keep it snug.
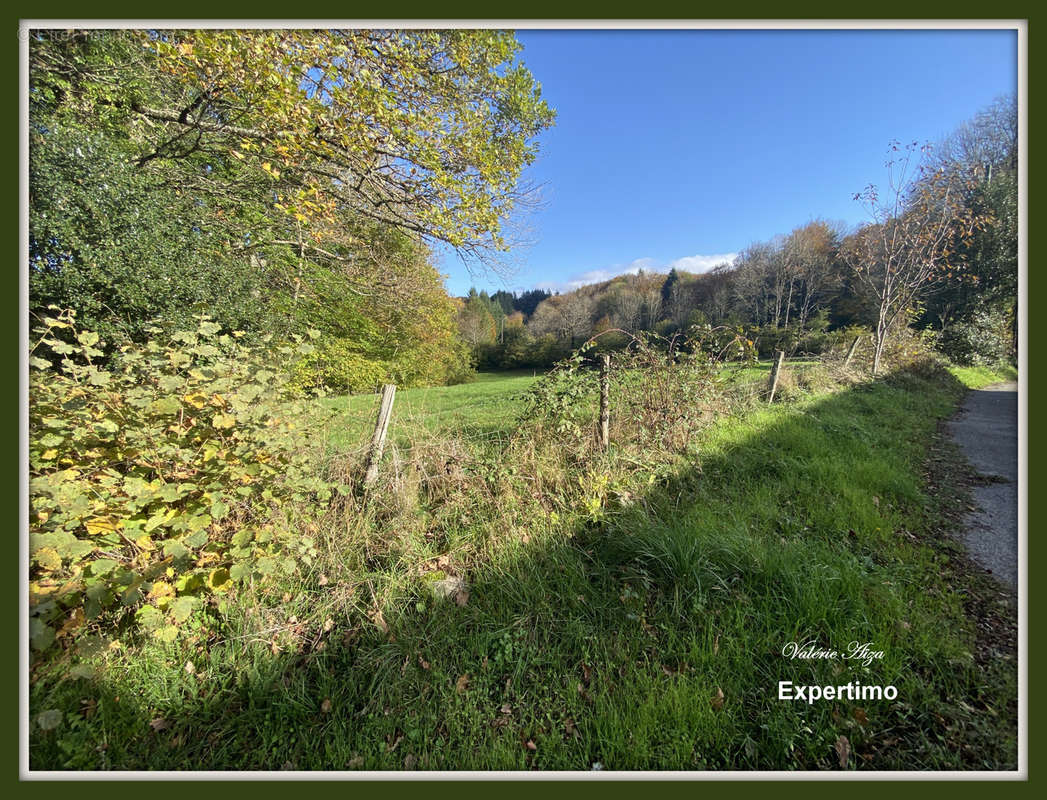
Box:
[28,351,1018,771]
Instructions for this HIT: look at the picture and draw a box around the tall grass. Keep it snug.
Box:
[28,349,1017,771]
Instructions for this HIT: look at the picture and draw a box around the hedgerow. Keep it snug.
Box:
[29,308,339,655]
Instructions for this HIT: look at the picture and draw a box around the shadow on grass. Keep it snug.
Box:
[29,365,1017,772]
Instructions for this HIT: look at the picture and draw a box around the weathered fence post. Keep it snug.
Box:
[363,383,396,487]
[767,350,785,403]
[599,354,610,451]
[844,335,863,367]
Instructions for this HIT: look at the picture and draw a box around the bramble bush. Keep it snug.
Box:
[29,309,339,656]
[521,327,756,455]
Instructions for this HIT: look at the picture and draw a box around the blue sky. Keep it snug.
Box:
[437,27,1017,297]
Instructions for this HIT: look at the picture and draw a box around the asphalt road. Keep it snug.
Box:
[946,381,1018,591]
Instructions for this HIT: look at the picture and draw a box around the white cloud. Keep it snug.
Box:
[539,253,737,293]
[667,252,738,274]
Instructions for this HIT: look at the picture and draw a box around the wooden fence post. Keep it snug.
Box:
[599,354,610,451]
[767,350,785,403]
[844,335,863,367]
[364,383,396,487]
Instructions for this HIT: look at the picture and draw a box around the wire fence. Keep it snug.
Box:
[324,331,879,491]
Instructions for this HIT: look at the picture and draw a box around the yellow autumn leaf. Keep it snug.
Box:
[41,449,58,460]
[148,580,175,602]
[34,547,63,571]
[213,414,236,429]
[30,580,57,599]
[184,392,208,409]
[85,517,121,536]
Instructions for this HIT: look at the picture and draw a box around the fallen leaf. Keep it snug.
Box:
[321,698,332,713]
[418,656,431,670]
[525,739,537,751]
[581,663,592,684]
[347,755,364,769]
[455,673,470,694]
[404,753,418,770]
[564,718,578,738]
[455,589,470,607]
[835,734,851,769]
[318,574,329,586]
[386,734,403,753]
[370,608,389,634]
[711,687,725,711]
[149,717,170,732]
[323,618,335,633]
[853,707,868,726]
[184,660,195,675]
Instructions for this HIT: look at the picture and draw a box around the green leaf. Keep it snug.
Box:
[154,625,180,642]
[88,558,119,577]
[183,529,209,549]
[136,604,164,630]
[158,375,184,391]
[169,595,201,623]
[36,710,64,731]
[149,396,182,415]
[29,618,56,651]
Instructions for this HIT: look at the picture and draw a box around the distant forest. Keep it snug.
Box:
[458,95,1017,374]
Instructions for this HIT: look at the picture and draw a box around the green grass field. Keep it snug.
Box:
[322,369,543,451]
[29,361,1017,771]
[321,361,783,451]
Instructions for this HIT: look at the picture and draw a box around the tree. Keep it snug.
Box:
[782,220,843,330]
[457,295,497,350]
[29,89,285,345]
[528,292,595,347]
[923,95,1018,361]
[31,29,556,264]
[843,141,987,374]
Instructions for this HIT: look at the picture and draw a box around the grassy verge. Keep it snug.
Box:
[29,361,1017,770]
[947,363,1018,389]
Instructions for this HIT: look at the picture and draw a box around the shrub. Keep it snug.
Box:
[28,309,337,655]
[290,337,388,393]
[937,305,1014,366]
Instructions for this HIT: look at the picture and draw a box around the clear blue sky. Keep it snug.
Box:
[437,27,1017,297]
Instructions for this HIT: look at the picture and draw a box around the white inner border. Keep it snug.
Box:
[19,17,1028,782]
